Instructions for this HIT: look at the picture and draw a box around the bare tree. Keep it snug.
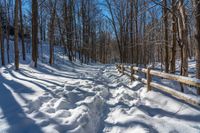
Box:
[178,0,188,77]
[193,0,200,94]
[32,0,38,67]
[19,0,25,60]
[14,0,19,70]
[170,0,177,73]
[5,1,10,64]
[0,3,5,66]
[163,0,169,73]
[0,7,4,66]
[49,0,56,65]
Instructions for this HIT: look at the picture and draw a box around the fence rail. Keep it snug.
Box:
[116,64,200,106]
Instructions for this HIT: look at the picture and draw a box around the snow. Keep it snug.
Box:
[0,47,200,132]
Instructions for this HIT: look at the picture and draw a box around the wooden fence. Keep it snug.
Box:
[116,64,200,106]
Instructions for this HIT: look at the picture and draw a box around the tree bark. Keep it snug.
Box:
[130,0,134,64]
[193,0,200,95]
[178,0,188,77]
[14,0,19,70]
[32,0,38,67]
[6,3,10,64]
[49,0,56,65]
[19,0,25,60]
[163,0,169,73]
[170,0,176,73]
[0,14,5,66]
[134,0,139,66]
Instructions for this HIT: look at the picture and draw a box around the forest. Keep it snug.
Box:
[0,0,200,133]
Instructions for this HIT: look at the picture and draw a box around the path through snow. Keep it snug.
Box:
[0,62,200,133]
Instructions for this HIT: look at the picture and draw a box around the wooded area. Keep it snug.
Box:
[0,0,200,82]
[1,1,200,131]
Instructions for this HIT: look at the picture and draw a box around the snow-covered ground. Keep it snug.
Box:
[0,40,199,133]
[0,57,200,133]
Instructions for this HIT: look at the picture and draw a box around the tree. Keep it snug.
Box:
[63,0,74,62]
[49,0,56,65]
[105,0,123,63]
[130,0,134,64]
[193,0,200,94]
[14,0,19,70]
[178,0,188,77]
[5,1,10,64]
[134,0,139,66]
[0,4,5,66]
[19,0,25,60]
[163,0,169,73]
[170,0,177,73]
[32,0,38,67]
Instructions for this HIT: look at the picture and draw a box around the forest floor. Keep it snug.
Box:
[0,55,200,133]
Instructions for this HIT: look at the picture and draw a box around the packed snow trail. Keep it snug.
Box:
[0,62,200,133]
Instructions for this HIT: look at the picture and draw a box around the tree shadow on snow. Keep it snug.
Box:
[8,70,60,99]
[152,88,200,111]
[105,120,159,133]
[0,77,43,133]
[137,104,200,123]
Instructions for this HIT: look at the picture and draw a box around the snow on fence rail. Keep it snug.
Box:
[116,64,200,106]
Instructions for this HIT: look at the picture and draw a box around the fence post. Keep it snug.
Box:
[147,67,152,91]
[116,64,119,72]
[118,64,121,73]
[131,66,134,82]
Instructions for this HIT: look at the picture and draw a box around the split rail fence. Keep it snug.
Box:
[116,64,200,106]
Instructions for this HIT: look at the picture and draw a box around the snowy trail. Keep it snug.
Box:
[0,62,200,133]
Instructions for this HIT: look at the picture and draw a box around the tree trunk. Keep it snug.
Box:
[49,1,56,65]
[193,0,200,95]
[130,0,134,64]
[170,0,176,73]
[163,0,169,73]
[14,0,19,70]
[19,0,25,60]
[6,6,10,64]
[134,0,139,66]
[178,0,188,77]
[0,15,5,66]
[64,0,74,62]
[32,0,38,67]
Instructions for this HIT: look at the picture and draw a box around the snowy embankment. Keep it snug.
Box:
[0,59,200,133]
